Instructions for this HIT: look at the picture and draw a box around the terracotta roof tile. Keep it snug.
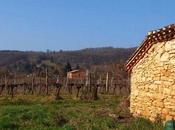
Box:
[125,24,175,72]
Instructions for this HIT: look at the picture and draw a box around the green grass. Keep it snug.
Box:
[0,94,163,130]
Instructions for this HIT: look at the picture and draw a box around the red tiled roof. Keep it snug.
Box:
[125,24,175,72]
[68,69,85,73]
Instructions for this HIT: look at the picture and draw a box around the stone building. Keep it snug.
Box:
[67,69,86,80]
[125,24,175,121]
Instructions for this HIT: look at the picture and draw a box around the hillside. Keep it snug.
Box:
[0,47,136,69]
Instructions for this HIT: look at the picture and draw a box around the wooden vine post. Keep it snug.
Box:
[65,76,69,92]
[98,75,101,93]
[31,73,35,94]
[85,70,89,87]
[11,74,17,99]
[4,74,7,89]
[105,72,109,93]
[110,77,114,94]
[46,68,48,95]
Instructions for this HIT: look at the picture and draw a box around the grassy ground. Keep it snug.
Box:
[0,94,163,130]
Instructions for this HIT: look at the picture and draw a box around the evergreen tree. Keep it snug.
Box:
[75,64,80,70]
[64,62,72,73]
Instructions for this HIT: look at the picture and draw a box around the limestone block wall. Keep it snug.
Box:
[130,38,175,121]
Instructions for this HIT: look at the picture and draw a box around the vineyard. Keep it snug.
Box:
[0,68,163,130]
[0,68,129,100]
[0,45,163,130]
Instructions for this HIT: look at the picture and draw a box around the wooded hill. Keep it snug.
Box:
[0,47,136,73]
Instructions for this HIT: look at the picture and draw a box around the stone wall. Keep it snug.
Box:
[130,38,175,121]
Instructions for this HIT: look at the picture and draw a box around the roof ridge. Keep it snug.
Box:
[125,24,175,72]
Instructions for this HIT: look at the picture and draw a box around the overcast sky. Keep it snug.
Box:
[0,0,175,51]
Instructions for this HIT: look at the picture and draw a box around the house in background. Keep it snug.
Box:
[67,69,86,80]
[126,24,175,121]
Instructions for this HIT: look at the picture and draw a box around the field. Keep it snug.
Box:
[0,94,163,130]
